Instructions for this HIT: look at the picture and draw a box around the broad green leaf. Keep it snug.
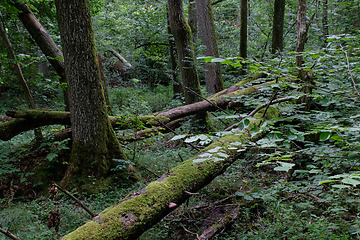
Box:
[184,135,200,143]
[244,195,254,201]
[319,131,331,141]
[341,178,360,186]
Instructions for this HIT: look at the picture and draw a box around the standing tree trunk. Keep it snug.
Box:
[271,0,286,54]
[322,0,329,45]
[239,0,248,75]
[196,0,224,95]
[168,0,211,131]
[188,0,198,40]
[296,0,313,110]
[0,12,42,140]
[55,0,132,189]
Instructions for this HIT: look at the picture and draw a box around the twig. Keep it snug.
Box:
[52,183,96,218]
[181,224,200,240]
[340,43,360,98]
[225,97,294,131]
[0,226,21,240]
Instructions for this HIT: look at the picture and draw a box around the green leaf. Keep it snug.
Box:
[244,195,254,201]
[341,178,360,186]
[319,131,331,141]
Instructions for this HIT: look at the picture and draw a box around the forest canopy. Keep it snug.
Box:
[0,0,360,239]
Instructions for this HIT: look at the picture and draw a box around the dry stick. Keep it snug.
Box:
[0,226,21,240]
[225,97,294,131]
[182,224,200,240]
[340,43,360,98]
[52,183,96,218]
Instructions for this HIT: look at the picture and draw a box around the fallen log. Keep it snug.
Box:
[0,76,273,140]
[60,109,276,239]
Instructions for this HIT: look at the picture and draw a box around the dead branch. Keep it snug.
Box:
[0,226,21,240]
[53,183,96,218]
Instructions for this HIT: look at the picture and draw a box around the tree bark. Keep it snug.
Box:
[0,74,271,141]
[167,0,211,131]
[271,0,286,54]
[196,0,224,95]
[55,0,130,188]
[188,0,197,40]
[296,0,307,68]
[60,111,273,239]
[239,0,248,75]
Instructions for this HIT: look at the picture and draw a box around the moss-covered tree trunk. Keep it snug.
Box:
[60,108,277,239]
[322,0,329,45]
[271,0,286,54]
[196,0,224,95]
[55,0,129,188]
[168,0,211,131]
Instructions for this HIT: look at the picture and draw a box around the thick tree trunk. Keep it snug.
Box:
[196,0,224,95]
[0,75,271,140]
[9,0,69,110]
[168,0,211,131]
[239,0,248,75]
[61,110,274,239]
[271,0,286,54]
[55,0,130,188]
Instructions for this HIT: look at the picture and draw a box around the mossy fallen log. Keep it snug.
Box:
[0,76,272,140]
[61,110,277,239]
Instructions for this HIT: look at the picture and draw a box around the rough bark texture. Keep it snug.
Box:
[168,0,210,131]
[55,0,128,187]
[239,0,248,75]
[0,74,270,140]
[196,0,224,95]
[61,109,277,239]
[271,0,286,54]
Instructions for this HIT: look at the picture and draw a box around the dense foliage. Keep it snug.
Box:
[0,0,360,239]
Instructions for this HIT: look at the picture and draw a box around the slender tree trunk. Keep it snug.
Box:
[322,0,329,45]
[167,16,183,98]
[239,0,248,75]
[271,0,286,54]
[0,12,42,140]
[296,0,307,68]
[168,0,211,131]
[188,0,197,40]
[55,0,131,189]
[196,0,224,95]
[296,0,313,110]
[9,0,69,110]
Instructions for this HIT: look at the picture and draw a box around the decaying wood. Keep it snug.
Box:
[110,49,132,69]
[198,205,240,240]
[0,226,21,240]
[0,75,272,140]
[61,111,271,239]
[53,183,96,218]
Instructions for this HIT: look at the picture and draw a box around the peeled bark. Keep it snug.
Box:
[61,110,275,239]
[196,0,224,95]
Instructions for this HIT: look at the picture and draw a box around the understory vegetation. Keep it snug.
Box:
[1,0,360,239]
